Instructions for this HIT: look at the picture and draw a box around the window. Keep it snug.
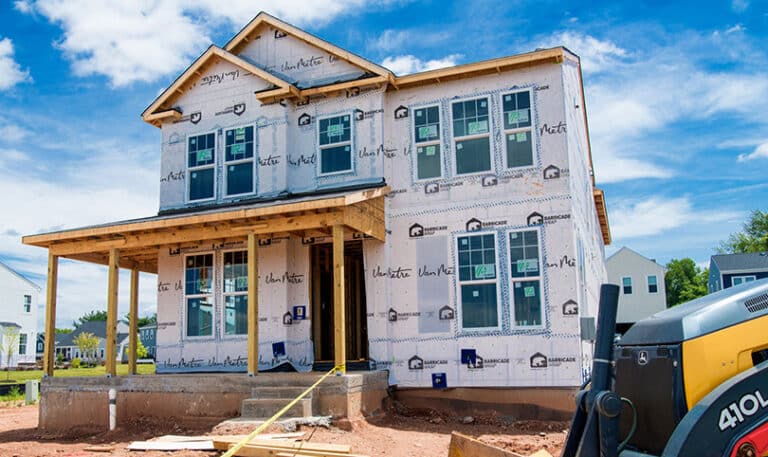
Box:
[223,251,248,335]
[502,91,534,168]
[18,334,27,355]
[224,126,254,196]
[452,98,491,175]
[457,233,499,329]
[188,132,216,201]
[622,277,633,294]
[732,275,756,286]
[647,275,658,293]
[185,254,213,337]
[318,115,352,174]
[509,229,543,326]
[413,105,442,180]
[23,295,31,313]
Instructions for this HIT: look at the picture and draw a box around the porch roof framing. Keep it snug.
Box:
[22,186,389,274]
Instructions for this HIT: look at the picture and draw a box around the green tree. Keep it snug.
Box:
[73,332,100,367]
[0,326,20,379]
[56,328,73,334]
[719,210,768,254]
[665,258,709,307]
[73,310,108,329]
[124,312,157,328]
[126,336,149,360]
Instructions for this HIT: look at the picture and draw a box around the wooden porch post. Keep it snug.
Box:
[105,248,119,377]
[43,252,58,377]
[128,268,139,375]
[247,233,259,376]
[332,224,346,374]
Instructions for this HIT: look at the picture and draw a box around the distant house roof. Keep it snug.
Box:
[0,321,21,329]
[56,320,130,347]
[0,259,42,291]
[606,246,665,269]
[711,252,768,272]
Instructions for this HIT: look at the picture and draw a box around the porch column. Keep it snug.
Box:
[128,268,139,375]
[247,233,259,376]
[43,252,59,377]
[332,224,346,374]
[105,248,119,377]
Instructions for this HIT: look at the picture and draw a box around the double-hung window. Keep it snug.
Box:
[647,275,659,293]
[502,91,534,168]
[223,251,248,335]
[452,98,491,175]
[18,334,27,355]
[188,132,216,201]
[413,105,441,180]
[224,126,254,196]
[622,277,633,294]
[457,233,499,329]
[23,295,31,313]
[318,115,352,175]
[185,254,213,337]
[509,229,543,326]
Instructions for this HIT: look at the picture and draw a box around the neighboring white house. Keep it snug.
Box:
[54,320,130,363]
[606,247,666,333]
[0,260,41,368]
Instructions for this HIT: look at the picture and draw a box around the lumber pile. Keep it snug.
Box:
[213,435,368,457]
[128,432,368,457]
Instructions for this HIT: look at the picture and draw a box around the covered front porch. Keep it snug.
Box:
[23,186,388,379]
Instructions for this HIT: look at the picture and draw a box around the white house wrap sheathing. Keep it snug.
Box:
[152,25,606,389]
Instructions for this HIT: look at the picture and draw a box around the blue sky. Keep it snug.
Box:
[0,0,766,328]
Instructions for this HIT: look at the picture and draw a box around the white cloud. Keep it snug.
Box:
[610,196,741,240]
[731,0,749,12]
[536,29,768,183]
[19,0,384,87]
[381,54,462,75]
[0,119,30,142]
[737,142,768,161]
[371,29,411,52]
[540,32,627,74]
[13,1,33,14]
[725,24,745,35]
[0,38,31,90]
[368,28,449,53]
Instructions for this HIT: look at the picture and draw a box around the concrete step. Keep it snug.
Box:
[251,386,312,399]
[241,397,312,419]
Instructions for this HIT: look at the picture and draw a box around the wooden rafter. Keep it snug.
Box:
[22,187,389,274]
[593,188,611,245]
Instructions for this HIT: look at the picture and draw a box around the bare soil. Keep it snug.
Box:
[0,402,567,457]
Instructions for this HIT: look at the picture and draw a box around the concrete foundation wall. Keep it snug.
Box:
[393,386,577,421]
[39,371,389,433]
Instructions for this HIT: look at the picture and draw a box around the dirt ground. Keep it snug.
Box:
[0,402,567,457]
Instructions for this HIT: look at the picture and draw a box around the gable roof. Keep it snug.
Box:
[0,259,41,290]
[0,321,21,329]
[711,252,768,272]
[606,246,664,269]
[225,12,394,82]
[142,45,300,125]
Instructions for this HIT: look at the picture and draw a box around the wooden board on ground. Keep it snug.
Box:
[447,432,526,457]
[232,448,367,457]
[213,437,350,453]
[528,450,554,457]
[155,433,304,442]
[83,446,114,452]
[127,440,215,451]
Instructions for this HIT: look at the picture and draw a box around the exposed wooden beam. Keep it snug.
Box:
[128,268,139,375]
[332,224,346,374]
[247,233,259,376]
[47,212,346,256]
[43,253,58,377]
[105,248,120,377]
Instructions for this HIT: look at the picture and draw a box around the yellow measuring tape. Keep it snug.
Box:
[222,365,344,457]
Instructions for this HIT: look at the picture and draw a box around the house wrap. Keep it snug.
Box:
[24,12,610,389]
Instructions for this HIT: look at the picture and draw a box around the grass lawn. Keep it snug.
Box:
[0,363,155,384]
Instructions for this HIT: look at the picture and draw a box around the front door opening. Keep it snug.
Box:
[311,240,368,364]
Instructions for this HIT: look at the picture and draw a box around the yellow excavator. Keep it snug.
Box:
[562,279,768,457]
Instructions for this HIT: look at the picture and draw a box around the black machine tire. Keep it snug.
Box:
[660,361,768,457]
